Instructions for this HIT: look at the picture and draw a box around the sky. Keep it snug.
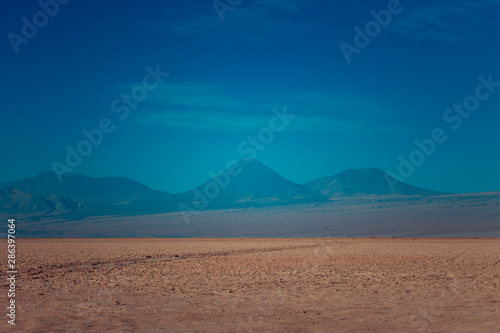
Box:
[1,0,499,194]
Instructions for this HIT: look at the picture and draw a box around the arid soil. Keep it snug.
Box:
[1,238,499,332]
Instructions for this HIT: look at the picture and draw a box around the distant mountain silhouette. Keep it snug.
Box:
[0,188,87,216]
[0,171,170,217]
[2,171,168,202]
[1,162,447,219]
[306,168,443,198]
[174,159,328,209]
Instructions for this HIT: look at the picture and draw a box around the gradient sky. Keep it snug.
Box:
[1,0,499,194]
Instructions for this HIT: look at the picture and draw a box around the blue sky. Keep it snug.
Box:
[1,0,499,194]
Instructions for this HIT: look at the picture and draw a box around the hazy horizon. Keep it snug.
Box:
[2,159,495,196]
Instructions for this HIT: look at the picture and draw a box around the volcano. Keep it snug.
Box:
[305,168,443,198]
[175,159,328,209]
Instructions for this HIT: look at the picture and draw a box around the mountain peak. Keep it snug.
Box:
[181,159,327,208]
[235,158,259,167]
[306,168,442,197]
[228,159,272,176]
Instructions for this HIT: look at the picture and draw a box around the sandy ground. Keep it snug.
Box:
[1,238,499,332]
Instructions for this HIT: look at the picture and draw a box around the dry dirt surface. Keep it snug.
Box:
[1,238,499,332]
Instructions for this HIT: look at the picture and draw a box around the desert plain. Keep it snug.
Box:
[1,238,499,332]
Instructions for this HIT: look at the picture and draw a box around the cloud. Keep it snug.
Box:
[147,0,317,41]
[389,0,500,43]
[117,79,395,133]
[253,0,310,12]
[136,109,368,133]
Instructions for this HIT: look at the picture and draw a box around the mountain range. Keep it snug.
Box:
[0,159,444,219]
